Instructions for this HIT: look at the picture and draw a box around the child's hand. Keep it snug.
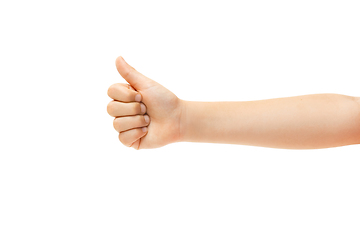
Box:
[107,56,184,149]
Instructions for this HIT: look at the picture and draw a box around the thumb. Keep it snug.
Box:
[115,56,152,90]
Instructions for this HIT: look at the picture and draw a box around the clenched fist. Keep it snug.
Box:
[107,56,184,149]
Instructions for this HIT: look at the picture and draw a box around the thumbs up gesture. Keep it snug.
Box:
[107,56,184,149]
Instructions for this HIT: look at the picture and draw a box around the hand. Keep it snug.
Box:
[107,56,184,149]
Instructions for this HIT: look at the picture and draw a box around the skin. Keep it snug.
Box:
[107,56,360,150]
[107,56,183,149]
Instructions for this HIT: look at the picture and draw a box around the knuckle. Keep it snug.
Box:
[124,68,134,80]
[113,118,120,131]
[107,84,118,98]
[107,102,115,116]
[118,133,130,147]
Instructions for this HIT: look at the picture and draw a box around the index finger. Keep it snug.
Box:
[107,83,142,103]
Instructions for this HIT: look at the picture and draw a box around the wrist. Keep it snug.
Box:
[178,99,190,143]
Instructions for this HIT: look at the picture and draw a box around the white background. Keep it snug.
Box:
[0,0,359,239]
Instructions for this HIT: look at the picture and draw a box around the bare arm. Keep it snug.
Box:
[180,94,360,149]
[108,56,360,150]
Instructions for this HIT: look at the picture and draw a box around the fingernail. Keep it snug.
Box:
[140,103,146,114]
[144,115,150,124]
[135,94,141,102]
[142,127,148,132]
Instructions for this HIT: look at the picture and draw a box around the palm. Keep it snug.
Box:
[138,83,182,148]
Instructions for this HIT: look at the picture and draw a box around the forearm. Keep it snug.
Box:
[179,94,360,149]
